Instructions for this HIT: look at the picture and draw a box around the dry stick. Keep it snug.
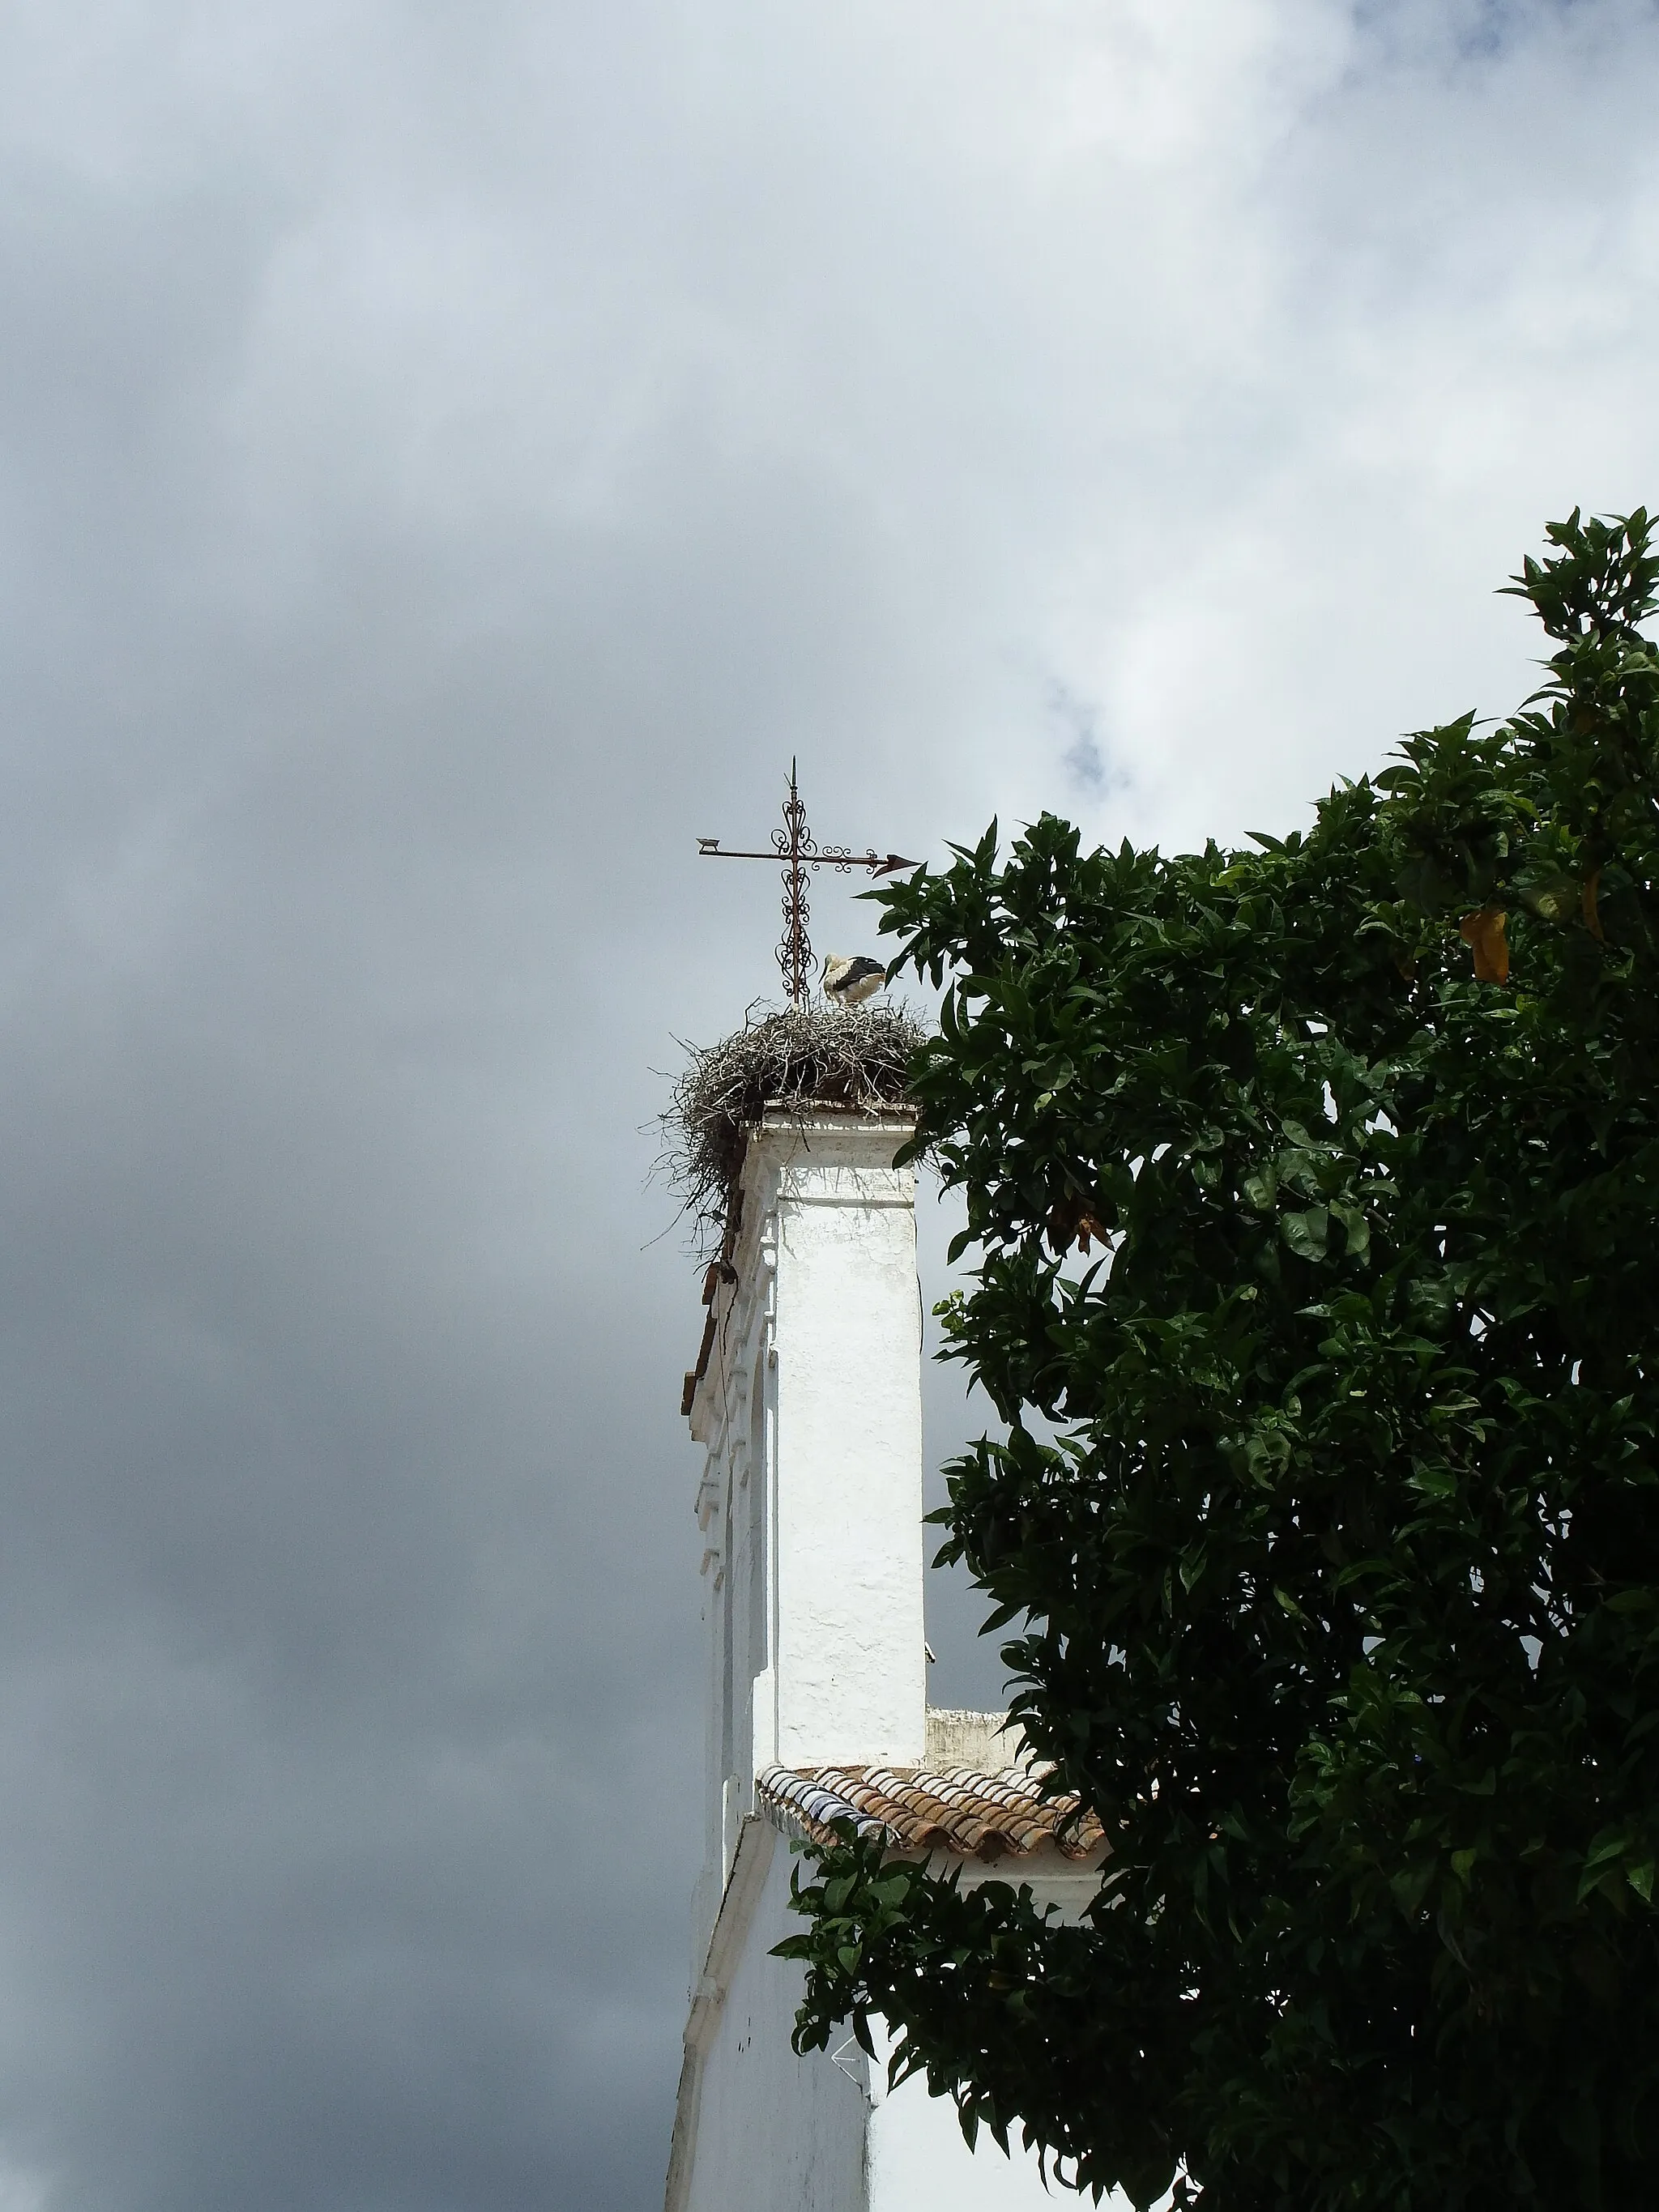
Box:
[655,999,928,1258]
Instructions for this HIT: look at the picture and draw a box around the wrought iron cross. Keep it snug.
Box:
[697,760,919,1004]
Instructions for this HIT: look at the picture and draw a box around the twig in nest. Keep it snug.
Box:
[654,999,928,1259]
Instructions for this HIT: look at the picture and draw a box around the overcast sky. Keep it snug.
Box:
[0,2,1657,2207]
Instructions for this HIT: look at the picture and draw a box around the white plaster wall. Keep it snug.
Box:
[763,1117,927,1771]
[869,2063,1071,2212]
[868,1996,1140,2212]
[677,1829,1115,2212]
[681,1839,870,2212]
[686,1110,928,1945]
[675,1108,1115,2210]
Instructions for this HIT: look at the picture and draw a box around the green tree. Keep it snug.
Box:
[778,512,1659,2210]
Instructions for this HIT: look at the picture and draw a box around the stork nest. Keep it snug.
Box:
[658,999,928,1256]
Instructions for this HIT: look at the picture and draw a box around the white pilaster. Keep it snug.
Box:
[688,1109,926,1912]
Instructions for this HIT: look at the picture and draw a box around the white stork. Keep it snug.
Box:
[822,953,886,1005]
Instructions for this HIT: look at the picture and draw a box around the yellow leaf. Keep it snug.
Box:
[1459,909,1509,984]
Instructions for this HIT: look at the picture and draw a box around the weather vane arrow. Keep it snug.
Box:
[697,759,920,1004]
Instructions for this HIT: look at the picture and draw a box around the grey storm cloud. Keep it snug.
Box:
[0,2,1657,2207]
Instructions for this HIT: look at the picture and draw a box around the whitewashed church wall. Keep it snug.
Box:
[765,1119,927,1770]
[678,1835,1121,2212]
[687,1111,928,1973]
[680,1841,870,2212]
[672,1106,1124,2212]
[868,2051,1089,2212]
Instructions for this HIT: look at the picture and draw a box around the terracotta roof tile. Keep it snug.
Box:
[757,1763,1107,1865]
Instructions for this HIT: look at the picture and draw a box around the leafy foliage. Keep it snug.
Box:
[777,513,1659,2210]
